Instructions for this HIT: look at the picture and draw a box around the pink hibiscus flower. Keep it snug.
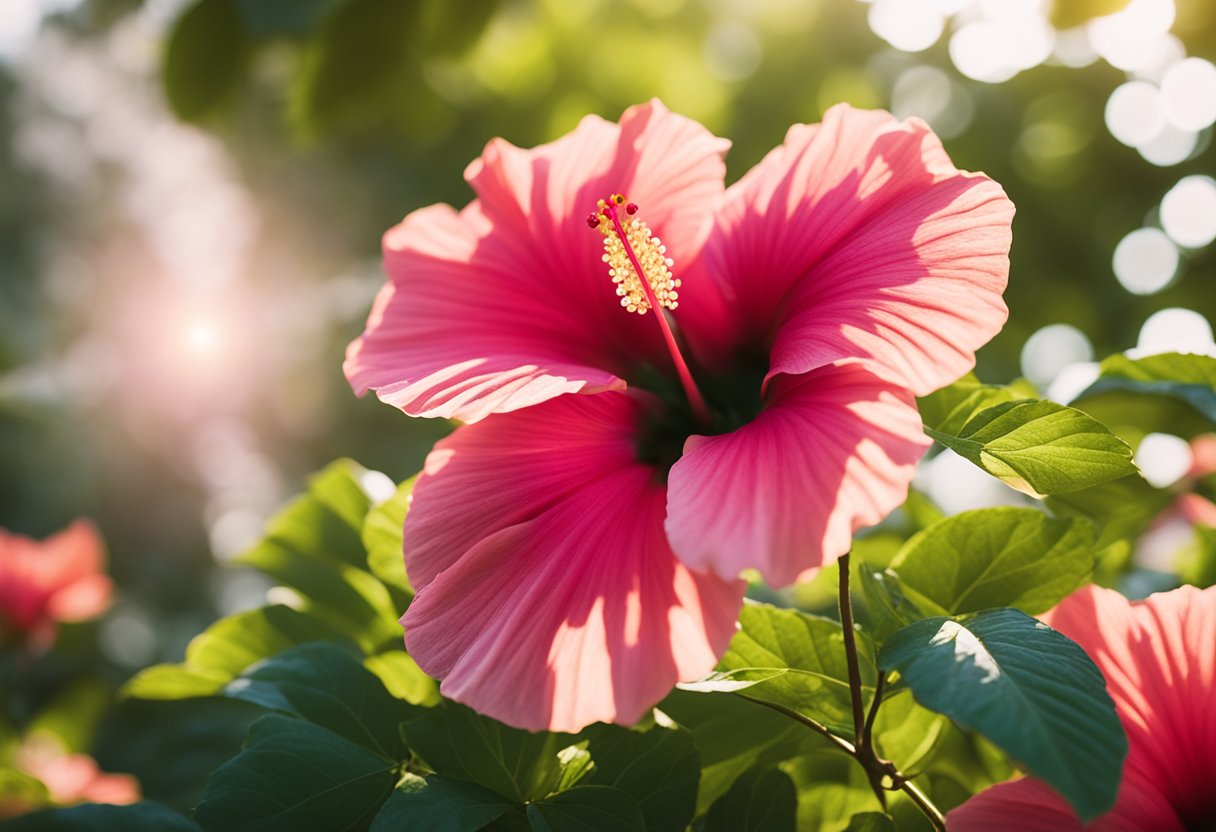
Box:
[947,583,1216,831]
[0,520,112,651]
[346,100,1013,731]
[0,736,140,819]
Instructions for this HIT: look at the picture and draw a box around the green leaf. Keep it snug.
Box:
[363,650,440,705]
[362,478,414,609]
[0,801,201,831]
[856,561,920,642]
[162,0,248,121]
[1179,525,1216,588]
[1046,475,1173,576]
[194,715,396,832]
[878,609,1127,821]
[289,0,419,136]
[658,690,826,814]
[579,723,699,832]
[870,691,947,774]
[843,813,896,832]
[221,643,408,758]
[1073,352,1216,436]
[785,752,882,832]
[708,603,875,737]
[123,605,347,699]
[235,461,400,650]
[401,702,576,804]
[917,373,1022,436]
[925,399,1136,496]
[526,785,646,832]
[370,774,517,832]
[704,767,797,832]
[234,0,344,38]
[0,766,51,815]
[888,507,1095,616]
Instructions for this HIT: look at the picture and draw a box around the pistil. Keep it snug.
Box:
[589,194,710,425]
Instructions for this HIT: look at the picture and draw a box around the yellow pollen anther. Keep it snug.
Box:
[590,196,680,316]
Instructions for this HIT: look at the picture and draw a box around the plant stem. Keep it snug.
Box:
[837,552,946,831]
[736,694,856,755]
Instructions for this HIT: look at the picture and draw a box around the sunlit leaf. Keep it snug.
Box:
[363,650,440,706]
[888,508,1095,616]
[878,609,1126,821]
[1073,352,1216,436]
[917,373,1022,436]
[706,603,875,737]
[123,605,347,700]
[925,399,1136,496]
[194,716,396,832]
[362,478,414,609]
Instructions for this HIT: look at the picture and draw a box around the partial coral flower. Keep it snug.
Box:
[947,583,1216,831]
[346,100,1014,731]
[0,520,112,651]
[0,736,140,819]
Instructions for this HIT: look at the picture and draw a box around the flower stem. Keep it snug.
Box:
[837,552,946,831]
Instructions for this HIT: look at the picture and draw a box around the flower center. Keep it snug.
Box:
[588,193,710,425]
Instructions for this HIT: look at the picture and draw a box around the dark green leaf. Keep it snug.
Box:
[370,774,516,832]
[1047,475,1173,575]
[925,399,1136,496]
[704,767,796,832]
[708,603,875,737]
[1076,352,1216,429]
[194,716,396,832]
[0,801,201,831]
[843,813,896,832]
[222,642,408,758]
[162,0,248,121]
[123,605,347,699]
[362,478,414,609]
[658,690,826,814]
[235,0,344,37]
[402,702,576,804]
[289,0,418,136]
[878,609,1126,821]
[888,508,1095,616]
[525,785,646,832]
[580,723,699,832]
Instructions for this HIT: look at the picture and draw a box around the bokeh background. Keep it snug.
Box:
[1,0,1213,767]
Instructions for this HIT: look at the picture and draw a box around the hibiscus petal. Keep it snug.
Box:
[1043,585,1216,825]
[683,104,1013,396]
[946,777,1153,832]
[345,101,730,423]
[665,362,930,587]
[401,392,745,732]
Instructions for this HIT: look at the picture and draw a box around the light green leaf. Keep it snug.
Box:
[363,650,439,706]
[1073,352,1216,437]
[889,508,1095,616]
[526,785,646,832]
[369,774,517,832]
[917,373,1023,436]
[362,478,414,608]
[878,609,1127,821]
[709,603,875,737]
[704,767,796,832]
[124,605,347,700]
[925,399,1136,496]
[844,813,896,832]
[194,716,396,832]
